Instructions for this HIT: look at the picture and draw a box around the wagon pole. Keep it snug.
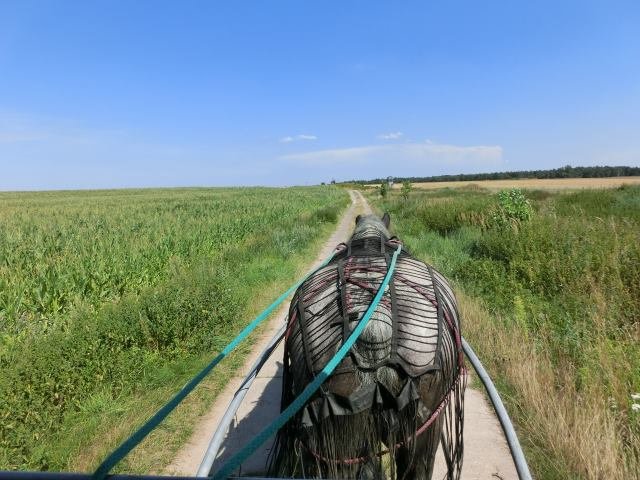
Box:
[461,337,533,480]
[196,326,286,477]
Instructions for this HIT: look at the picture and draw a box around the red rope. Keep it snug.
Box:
[285,309,298,340]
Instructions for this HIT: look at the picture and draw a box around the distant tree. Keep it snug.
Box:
[321,182,326,185]
[330,179,336,185]
[401,180,412,201]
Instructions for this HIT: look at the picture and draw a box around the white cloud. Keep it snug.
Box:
[0,113,52,144]
[0,111,129,146]
[0,111,216,190]
[279,134,318,143]
[378,131,403,140]
[281,141,503,167]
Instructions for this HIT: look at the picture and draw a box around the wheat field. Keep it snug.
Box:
[403,176,640,191]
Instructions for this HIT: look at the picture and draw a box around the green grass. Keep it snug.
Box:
[0,186,349,471]
[371,185,640,480]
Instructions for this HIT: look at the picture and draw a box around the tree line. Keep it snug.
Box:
[342,165,640,185]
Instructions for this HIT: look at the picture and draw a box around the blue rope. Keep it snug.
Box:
[212,243,402,480]
[93,250,339,480]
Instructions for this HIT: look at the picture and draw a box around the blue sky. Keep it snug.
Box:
[1,1,639,189]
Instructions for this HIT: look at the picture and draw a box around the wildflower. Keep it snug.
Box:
[632,393,640,401]
[632,404,640,412]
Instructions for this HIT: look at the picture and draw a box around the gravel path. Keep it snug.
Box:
[166,190,518,479]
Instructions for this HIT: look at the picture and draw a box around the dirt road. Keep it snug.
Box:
[166,190,518,479]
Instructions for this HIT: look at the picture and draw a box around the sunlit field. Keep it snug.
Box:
[400,176,640,191]
[373,184,640,480]
[0,186,348,471]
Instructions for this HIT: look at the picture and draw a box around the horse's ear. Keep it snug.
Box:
[382,212,390,228]
[355,214,362,225]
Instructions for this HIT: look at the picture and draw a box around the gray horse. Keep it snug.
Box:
[269,213,465,479]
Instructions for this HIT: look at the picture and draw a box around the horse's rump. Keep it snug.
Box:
[270,236,465,479]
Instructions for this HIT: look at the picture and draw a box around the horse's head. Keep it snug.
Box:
[351,212,391,241]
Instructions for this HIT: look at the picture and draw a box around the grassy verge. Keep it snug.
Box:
[370,185,639,480]
[0,186,349,471]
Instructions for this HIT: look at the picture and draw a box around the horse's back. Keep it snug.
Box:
[286,240,460,387]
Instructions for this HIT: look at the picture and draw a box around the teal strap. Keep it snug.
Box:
[212,244,402,480]
[93,250,339,480]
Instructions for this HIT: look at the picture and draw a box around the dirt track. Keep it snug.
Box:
[166,190,518,479]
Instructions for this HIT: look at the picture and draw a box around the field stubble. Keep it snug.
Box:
[401,176,640,191]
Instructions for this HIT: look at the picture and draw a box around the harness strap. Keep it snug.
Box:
[211,244,403,480]
[297,294,316,377]
[336,258,354,364]
[92,247,342,480]
[427,264,445,370]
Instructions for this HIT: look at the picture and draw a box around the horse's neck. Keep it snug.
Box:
[351,225,389,242]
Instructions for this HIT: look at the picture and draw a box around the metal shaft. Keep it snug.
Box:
[461,337,533,480]
[196,325,286,477]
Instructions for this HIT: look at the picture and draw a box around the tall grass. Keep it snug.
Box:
[373,185,640,480]
[0,186,348,471]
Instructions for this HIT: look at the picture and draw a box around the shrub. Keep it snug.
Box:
[490,188,533,228]
[401,181,412,201]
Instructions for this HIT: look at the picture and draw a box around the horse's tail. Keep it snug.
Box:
[268,364,420,478]
[268,341,466,479]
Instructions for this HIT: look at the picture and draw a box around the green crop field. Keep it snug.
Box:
[372,184,640,480]
[0,186,348,471]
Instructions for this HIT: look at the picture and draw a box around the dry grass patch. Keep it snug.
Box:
[459,291,639,480]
